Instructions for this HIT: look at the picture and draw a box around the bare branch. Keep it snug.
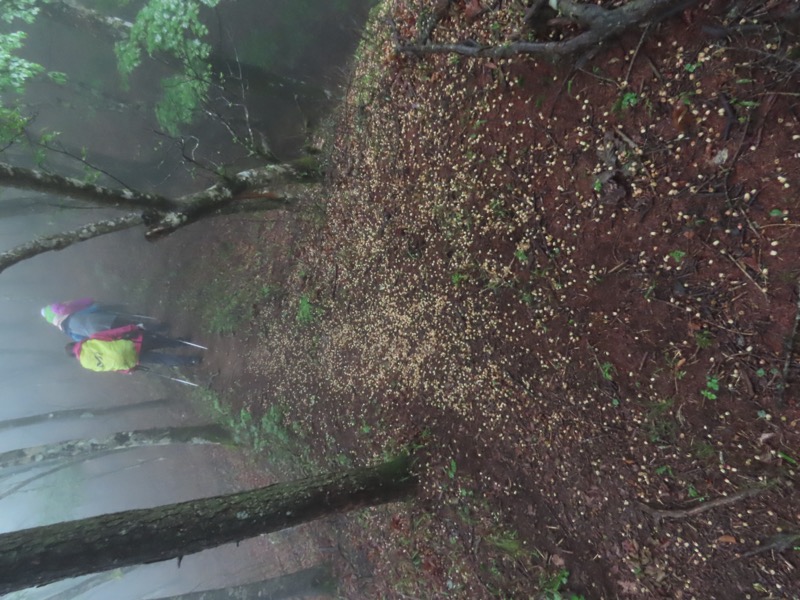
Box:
[397,0,700,59]
[0,162,320,271]
[0,214,144,275]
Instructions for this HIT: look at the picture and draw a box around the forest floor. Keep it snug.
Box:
[129,1,800,598]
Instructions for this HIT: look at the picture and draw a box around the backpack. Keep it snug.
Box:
[78,339,138,372]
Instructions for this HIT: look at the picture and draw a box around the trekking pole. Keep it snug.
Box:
[177,339,208,350]
[137,366,200,387]
[112,312,159,321]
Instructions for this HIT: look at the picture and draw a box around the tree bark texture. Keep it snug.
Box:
[0,424,231,471]
[0,162,176,211]
[148,564,334,600]
[0,455,416,594]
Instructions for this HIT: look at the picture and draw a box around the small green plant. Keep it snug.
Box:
[701,376,719,400]
[694,329,714,349]
[296,294,317,324]
[489,198,508,217]
[592,178,602,193]
[686,483,704,501]
[644,398,677,443]
[614,91,639,112]
[668,249,686,263]
[538,568,584,599]
[655,465,673,476]
[684,62,699,73]
[451,272,469,287]
[693,441,715,461]
[445,459,457,479]
[487,530,526,559]
[514,248,529,262]
[599,361,614,381]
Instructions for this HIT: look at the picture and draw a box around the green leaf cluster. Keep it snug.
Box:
[0,31,43,94]
[115,0,220,133]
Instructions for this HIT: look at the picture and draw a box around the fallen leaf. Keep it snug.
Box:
[672,103,694,134]
[464,0,483,21]
[717,535,737,544]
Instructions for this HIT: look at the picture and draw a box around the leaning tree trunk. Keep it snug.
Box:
[0,455,416,594]
[0,424,232,471]
[149,564,335,600]
[0,398,173,433]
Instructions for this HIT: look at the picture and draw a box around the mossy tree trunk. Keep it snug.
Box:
[0,455,416,594]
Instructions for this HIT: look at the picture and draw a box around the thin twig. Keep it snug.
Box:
[779,278,800,407]
[638,485,768,521]
[624,23,650,85]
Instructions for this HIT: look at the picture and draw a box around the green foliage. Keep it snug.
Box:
[156,74,208,134]
[539,568,584,599]
[668,249,686,263]
[694,329,713,349]
[451,272,469,286]
[700,376,719,400]
[1,0,40,24]
[613,91,639,112]
[115,0,220,133]
[0,106,26,145]
[0,31,44,94]
[599,361,614,381]
[296,294,317,324]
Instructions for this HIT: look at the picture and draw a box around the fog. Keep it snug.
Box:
[1,1,375,597]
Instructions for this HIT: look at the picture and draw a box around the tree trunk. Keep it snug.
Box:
[0,398,173,433]
[148,564,335,600]
[0,424,232,471]
[0,455,416,594]
[0,162,320,275]
[0,162,176,211]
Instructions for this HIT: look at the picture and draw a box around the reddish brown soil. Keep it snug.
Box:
[135,2,800,598]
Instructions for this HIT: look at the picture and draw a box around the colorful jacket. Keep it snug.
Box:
[41,298,97,331]
[72,325,144,373]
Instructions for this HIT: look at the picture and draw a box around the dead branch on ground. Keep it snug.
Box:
[396,0,699,60]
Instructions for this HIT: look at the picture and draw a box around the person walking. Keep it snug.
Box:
[66,324,201,373]
[41,298,163,342]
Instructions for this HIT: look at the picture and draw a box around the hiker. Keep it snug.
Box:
[66,324,201,373]
[41,298,163,341]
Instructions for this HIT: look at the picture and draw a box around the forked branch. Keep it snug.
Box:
[397,0,699,59]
